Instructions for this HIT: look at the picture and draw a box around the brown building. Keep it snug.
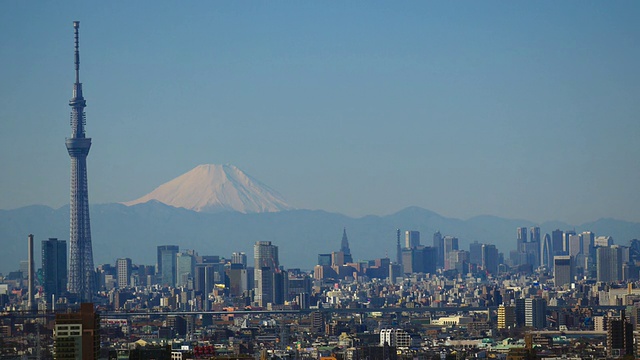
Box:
[54,303,100,360]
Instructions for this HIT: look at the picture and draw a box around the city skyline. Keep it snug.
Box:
[1,2,640,225]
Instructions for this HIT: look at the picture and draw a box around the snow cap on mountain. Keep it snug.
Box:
[123,164,292,213]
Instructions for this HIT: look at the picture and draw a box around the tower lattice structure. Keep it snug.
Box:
[66,21,96,301]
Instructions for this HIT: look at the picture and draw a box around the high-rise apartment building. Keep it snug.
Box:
[498,305,516,329]
[607,311,634,358]
[116,258,132,289]
[54,303,99,360]
[405,231,420,249]
[65,21,96,302]
[42,238,67,304]
[525,298,547,329]
[157,245,179,287]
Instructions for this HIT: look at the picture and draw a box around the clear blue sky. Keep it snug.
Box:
[1,1,638,224]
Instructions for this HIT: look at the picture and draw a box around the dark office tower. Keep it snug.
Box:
[597,246,622,283]
[515,298,526,326]
[443,236,459,270]
[405,231,420,249]
[433,231,444,268]
[541,234,552,268]
[551,229,564,255]
[481,244,499,274]
[340,228,353,263]
[553,256,574,287]
[54,303,100,360]
[157,245,179,287]
[396,229,402,266]
[469,241,483,266]
[43,238,68,303]
[66,21,96,302]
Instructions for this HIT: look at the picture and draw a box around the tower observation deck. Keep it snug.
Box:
[65,21,96,302]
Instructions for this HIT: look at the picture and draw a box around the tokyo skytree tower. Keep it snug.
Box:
[66,21,96,301]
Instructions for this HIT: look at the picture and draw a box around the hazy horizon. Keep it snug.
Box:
[1,2,639,225]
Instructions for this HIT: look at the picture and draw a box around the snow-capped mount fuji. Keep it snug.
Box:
[123,164,293,213]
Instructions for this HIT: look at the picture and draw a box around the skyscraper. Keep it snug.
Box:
[433,231,444,268]
[607,310,634,358]
[231,252,247,267]
[254,241,279,306]
[176,252,195,288]
[395,229,402,266]
[597,246,622,283]
[525,298,547,329]
[157,245,179,287]
[116,258,132,289]
[42,238,67,303]
[481,244,499,274]
[553,255,573,287]
[405,231,420,249]
[469,241,483,266]
[340,228,353,263]
[541,234,552,268]
[551,229,564,255]
[66,21,96,302]
[443,236,459,270]
[516,227,528,252]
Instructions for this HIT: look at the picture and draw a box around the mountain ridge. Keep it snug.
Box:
[1,203,639,275]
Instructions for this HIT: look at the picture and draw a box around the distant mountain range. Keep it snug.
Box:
[1,203,639,275]
[1,164,639,274]
[124,164,292,213]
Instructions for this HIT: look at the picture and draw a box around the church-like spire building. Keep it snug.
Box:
[66,21,96,301]
[340,228,353,263]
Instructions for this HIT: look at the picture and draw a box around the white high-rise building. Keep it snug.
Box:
[116,258,132,289]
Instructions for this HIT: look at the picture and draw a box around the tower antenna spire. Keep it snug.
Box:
[73,21,80,84]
